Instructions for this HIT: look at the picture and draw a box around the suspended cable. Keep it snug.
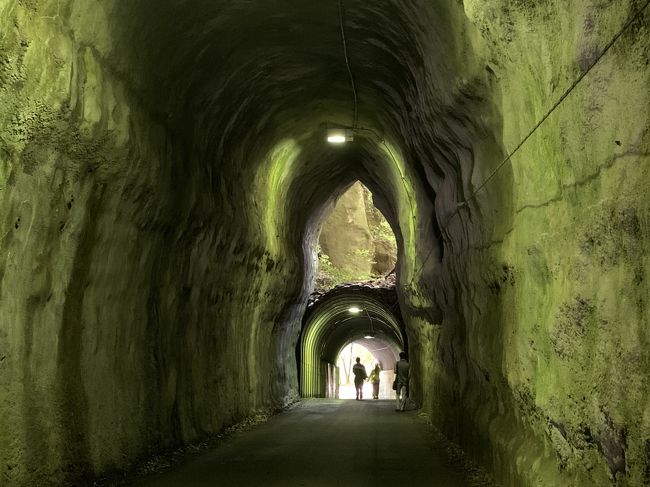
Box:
[446,0,650,226]
[410,0,650,287]
[338,0,359,128]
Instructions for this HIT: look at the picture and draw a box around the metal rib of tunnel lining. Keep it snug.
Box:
[299,285,404,397]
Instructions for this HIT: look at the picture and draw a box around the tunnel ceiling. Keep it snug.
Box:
[104,0,482,231]
[38,0,482,310]
[112,1,470,143]
[96,0,473,310]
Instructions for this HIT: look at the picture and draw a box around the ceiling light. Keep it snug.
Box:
[364,333,375,339]
[327,128,354,144]
[349,306,361,314]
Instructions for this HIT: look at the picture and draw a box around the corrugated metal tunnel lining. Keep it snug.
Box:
[299,283,404,398]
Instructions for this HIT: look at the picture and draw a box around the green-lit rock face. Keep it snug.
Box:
[317,181,397,289]
[319,182,376,283]
[0,0,648,485]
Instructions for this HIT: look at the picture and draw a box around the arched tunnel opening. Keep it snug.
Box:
[299,283,404,399]
[1,0,649,486]
[315,180,398,291]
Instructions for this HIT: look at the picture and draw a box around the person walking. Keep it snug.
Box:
[352,357,368,400]
[394,352,410,411]
[369,364,381,399]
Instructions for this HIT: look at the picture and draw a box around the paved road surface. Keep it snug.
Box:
[133,399,477,487]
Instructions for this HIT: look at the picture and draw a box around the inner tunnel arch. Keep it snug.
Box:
[299,285,404,398]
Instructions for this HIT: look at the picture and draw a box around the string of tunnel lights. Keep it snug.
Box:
[348,305,377,339]
[328,0,650,290]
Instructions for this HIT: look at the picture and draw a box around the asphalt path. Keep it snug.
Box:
[133,399,477,487]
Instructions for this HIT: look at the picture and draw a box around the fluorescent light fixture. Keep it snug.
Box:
[327,134,346,144]
[327,128,354,144]
[364,334,375,339]
[348,306,361,314]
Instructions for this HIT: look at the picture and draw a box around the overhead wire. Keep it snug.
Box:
[334,0,649,292]
[444,0,650,227]
[406,0,650,288]
[335,6,419,287]
[338,0,359,129]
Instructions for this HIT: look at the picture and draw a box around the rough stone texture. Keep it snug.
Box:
[319,181,374,276]
[411,1,650,486]
[0,0,648,486]
[318,181,397,285]
[363,185,398,276]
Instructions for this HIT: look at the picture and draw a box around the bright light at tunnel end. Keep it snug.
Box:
[348,306,361,314]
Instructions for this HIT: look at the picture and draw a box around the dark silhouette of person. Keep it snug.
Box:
[369,364,381,399]
[394,351,410,411]
[352,357,367,400]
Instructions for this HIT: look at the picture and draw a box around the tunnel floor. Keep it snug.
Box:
[131,399,494,487]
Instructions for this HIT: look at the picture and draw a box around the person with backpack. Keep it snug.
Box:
[352,357,368,400]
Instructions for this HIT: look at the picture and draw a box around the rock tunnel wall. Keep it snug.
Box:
[0,0,648,486]
[407,1,650,486]
[0,2,312,483]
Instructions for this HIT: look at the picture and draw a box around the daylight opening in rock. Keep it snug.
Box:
[315,182,397,291]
